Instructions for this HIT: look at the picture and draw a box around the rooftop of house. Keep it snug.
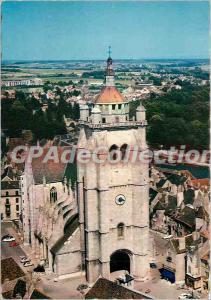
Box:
[155,163,209,180]
[1,257,25,283]
[1,180,19,190]
[85,277,153,299]
[1,166,15,181]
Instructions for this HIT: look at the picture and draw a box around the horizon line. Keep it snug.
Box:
[2,57,209,63]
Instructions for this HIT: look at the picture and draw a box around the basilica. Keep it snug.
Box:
[21,53,150,284]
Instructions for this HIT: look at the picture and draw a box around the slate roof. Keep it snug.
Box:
[1,257,25,283]
[156,178,167,189]
[85,278,153,299]
[184,188,195,205]
[165,173,187,186]
[30,289,51,299]
[149,188,158,204]
[172,205,196,229]
[1,166,14,181]
[1,181,19,190]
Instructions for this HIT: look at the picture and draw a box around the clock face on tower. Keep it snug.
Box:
[115,194,126,205]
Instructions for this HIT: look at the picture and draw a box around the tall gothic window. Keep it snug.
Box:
[117,223,125,238]
[50,187,57,203]
[109,144,119,161]
[120,144,129,160]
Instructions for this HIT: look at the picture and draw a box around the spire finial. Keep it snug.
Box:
[108,46,111,58]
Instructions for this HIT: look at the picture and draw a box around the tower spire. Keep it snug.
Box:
[108,45,111,58]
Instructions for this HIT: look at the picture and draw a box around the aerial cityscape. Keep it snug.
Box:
[1,1,209,299]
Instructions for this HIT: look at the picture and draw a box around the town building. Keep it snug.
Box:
[1,166,21,221]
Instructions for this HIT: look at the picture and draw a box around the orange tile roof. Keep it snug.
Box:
[191,178,210,187]
[95,86,126,104]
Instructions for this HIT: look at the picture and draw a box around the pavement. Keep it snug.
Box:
[1,223,207,299]
[1,221,36,272]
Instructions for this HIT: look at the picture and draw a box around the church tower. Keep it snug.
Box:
[77,50,149,284]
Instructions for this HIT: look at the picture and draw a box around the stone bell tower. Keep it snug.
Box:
[77,50,149,284]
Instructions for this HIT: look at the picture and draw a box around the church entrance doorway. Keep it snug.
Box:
[110,250,131,273]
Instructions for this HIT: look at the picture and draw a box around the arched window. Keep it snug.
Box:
[120,144,129,160]
[117,223,125,238]
[50,187,57,203]
[109,144,119,161]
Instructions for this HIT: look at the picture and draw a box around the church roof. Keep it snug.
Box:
[95,86,127,104]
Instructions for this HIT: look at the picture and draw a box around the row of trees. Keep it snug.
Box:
[130,85,209,150]
[2,91,80,140]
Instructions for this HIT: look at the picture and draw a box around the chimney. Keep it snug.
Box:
[178,237,186,251]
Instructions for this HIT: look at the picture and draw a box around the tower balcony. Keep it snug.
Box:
[79,119,147,130]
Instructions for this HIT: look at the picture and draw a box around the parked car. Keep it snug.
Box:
[20,257,30,264]
[2,235,15,242]
[163,234,173,239]
[150,262,157,268]
[23,261,34,267]
[178,293,192,299]
[9,241,19,247]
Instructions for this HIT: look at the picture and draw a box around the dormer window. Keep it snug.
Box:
[118,104,122,109]
[112,104,115,110]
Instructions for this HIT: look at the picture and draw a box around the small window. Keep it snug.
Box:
[102,117,106,123]
[16,205,19,211]
[16,198,19,203]
[112,104,115,110]
[6,199,10,205]
[50,187,57,202]
[117,223,125,238]
[6,191,9,196]
[118,104,122,109]
[15,191,19,196]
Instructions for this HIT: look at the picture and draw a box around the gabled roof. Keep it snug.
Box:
[1,166,14,181]
[85,278,153,299]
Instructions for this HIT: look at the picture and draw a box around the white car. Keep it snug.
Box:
[1,235,15,242]
[23,261,34,267]
[178,293,192,299]
[163,234,173,239]
[20,257,30,263]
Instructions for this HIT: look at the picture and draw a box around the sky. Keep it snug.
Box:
[2,1,210,61]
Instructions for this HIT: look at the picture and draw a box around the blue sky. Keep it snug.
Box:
[2,1,209,60]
